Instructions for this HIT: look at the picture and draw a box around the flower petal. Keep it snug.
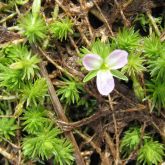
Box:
[83,54,103,71]
[106,49,128,69]
[96,70,115,96]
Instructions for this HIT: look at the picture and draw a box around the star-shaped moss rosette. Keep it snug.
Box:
[82,49,128,95]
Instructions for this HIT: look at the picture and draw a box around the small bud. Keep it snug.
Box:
[10,62,23,70]
[132,77,144,101]
[32,0,41,18]
[14,101,24,118]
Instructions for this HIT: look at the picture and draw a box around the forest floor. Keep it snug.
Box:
[0,0,165,165]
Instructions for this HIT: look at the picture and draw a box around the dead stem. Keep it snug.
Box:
[90,8,104,22]
[68,36,80,54]
[123,0,133,8]
[0,39,26,48]
[16,118,22,165]
[0,136,20,149]
[76,130,101,154]
[0,115,14,118]
[57,108,110,131]
[151,120,164,138]
[104,132,116,160]
[146,10,161,36]
[37,46,76,79]
[56,104,146,131]
[85,16,94,39]
[79,0,93,39]
[0,146,17,164]
[39,62,85,165]
[160,111,165,119]
[160,30,165,42]
[93,1,114,37]
[114,89,136,106]
[75,130,110,165]
[0,2,7,9]
[0,95,18,100]
[0,13,17,24]
[114,0,130,27]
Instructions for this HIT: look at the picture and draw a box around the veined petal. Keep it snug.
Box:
[106,49,128,69]
[96,70,115,96]
[83,54,103,71]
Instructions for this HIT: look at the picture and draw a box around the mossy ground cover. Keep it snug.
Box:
[0,0,165,164]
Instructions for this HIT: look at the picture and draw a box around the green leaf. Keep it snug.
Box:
[0,118,18,140]
[22,106,49,134]
[50,17,73,41]
[21,78,48,106]
[79,47,91,57]
[120,127,141,157]
[56,78,83,105]
[83,70,98,83]
[111,70,128,81]
[137,140,164,165]
[112,28,140,52]
[91,39,111,59]
[18,13,47,43]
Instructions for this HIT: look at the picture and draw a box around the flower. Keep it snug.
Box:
[82,49,128,96]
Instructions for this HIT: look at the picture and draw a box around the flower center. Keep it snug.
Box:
[101,62,110,70]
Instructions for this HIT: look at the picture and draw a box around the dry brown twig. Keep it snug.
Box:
[56,104,146,131]
[75,130,112,165]
[39,62,85,165]
[114,0,131,27]
[0,146,17,164]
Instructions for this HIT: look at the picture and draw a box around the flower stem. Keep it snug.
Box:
[108,94,120,165]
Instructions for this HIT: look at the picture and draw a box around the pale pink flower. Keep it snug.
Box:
[83,49,128,96]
